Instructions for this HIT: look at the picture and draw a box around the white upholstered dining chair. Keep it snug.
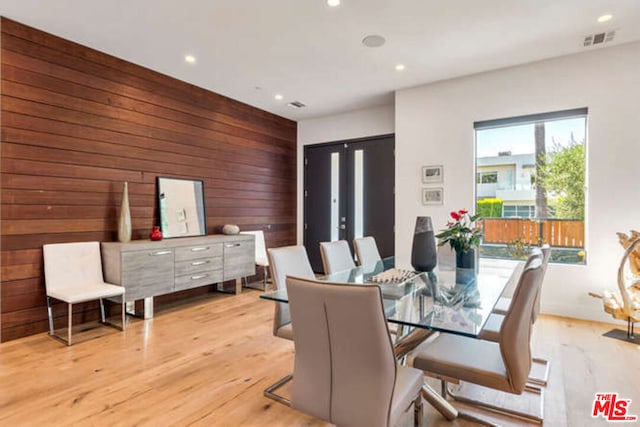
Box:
[410,259,545,424]
[353,236,382,266]
[263,245,315,404]
[286,276,423,426]
[319,240,356,275]
[267,245,315,340]
[43,241,126,345]
[480,245,551,386]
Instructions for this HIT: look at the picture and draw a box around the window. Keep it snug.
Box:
[503,205,535,218]
[477,171,498,184]
[475,108,587,264]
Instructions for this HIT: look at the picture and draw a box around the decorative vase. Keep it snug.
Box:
[150,226,163,241]
[222,224,240,235]
[455,248,475,269]
[455,248,476,285]
[411,216,437,272]
[118,182,132,243]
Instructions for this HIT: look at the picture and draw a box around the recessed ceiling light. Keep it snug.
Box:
[327,0,340,7]
[597,14,612,23]
[362,34,386,48]
[395,64,406,71]
[185,55,196,64]
[274,94,284,101]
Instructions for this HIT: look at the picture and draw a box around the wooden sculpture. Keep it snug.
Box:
[589,231,640,340]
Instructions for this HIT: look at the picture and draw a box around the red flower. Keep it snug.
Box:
[458,209,468,215]
[450,211,461,221]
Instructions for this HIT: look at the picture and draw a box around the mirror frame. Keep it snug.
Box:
[157,176,207,238]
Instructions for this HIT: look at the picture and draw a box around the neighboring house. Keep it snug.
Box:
[477,152,536,217]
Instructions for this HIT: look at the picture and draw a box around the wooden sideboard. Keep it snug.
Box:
[101,235,255,318]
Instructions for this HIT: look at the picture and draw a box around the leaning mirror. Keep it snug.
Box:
[157,177,207,238]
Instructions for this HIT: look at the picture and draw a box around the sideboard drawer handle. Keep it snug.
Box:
[191,274,208,280]
[150,250,172,256]
[191,260,209,266]
[191,247,209,252]
[225,243,241,248]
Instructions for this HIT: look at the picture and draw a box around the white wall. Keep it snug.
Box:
[296,104,395,243]
[395,41,640,323]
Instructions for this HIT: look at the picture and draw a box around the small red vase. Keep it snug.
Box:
[150,226,163,241]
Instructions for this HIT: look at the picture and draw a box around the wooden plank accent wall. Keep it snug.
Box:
[0,18,297,342]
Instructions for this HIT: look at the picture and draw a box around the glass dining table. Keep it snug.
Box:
[259,256,521,420]
[260,256,516,341]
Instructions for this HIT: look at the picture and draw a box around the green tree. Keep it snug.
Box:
[534,122,549,218]
[539,139,585,220]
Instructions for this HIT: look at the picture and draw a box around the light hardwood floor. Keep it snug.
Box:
[0,289,638,426]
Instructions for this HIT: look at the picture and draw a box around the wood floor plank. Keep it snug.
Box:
[0,289,638,426]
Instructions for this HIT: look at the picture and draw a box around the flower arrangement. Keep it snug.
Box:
[435,209,483,253]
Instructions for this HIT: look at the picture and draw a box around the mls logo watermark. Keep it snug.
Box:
[592,393,638,422]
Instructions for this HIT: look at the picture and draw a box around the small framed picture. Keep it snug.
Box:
[422,165,443,184]
[422,187,444,205]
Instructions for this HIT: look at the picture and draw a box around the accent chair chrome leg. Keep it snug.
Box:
[67,303,73,346]
[47,297,54,335]
[263,266,269,290]
[264,374,292,406]
[99,299,106,323]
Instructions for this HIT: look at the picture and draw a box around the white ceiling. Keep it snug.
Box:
[2,0,640,121]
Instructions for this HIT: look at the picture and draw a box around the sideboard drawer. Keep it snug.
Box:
[126,279,174,301]
[223,240,255,280]
[175,257,223,276]
[174,244,222,262]
[121,250,174,284]
[175,269,224,292]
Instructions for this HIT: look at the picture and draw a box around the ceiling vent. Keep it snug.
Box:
[583,30,615,47]
[288,101,306,109]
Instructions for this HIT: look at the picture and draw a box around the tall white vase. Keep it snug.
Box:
[118,182,132,243]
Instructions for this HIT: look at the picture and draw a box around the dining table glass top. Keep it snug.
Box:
[260,256,518,338]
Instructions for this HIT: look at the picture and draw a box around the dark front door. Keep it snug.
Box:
[304,135,395,273]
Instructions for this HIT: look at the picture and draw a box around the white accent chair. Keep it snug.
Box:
[353,236,382,266]
[286,276,423,426]
[240,230,270,289]
[43,241,126,345]
[319,240,356,275]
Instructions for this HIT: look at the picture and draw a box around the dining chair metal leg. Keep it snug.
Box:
[528,357,550,386]
[421,383,457,421]
[264,374,292,406]
[443,380,544,424]
[414,394,423,426]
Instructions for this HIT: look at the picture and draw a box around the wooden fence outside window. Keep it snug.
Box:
[482,218,584,248]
